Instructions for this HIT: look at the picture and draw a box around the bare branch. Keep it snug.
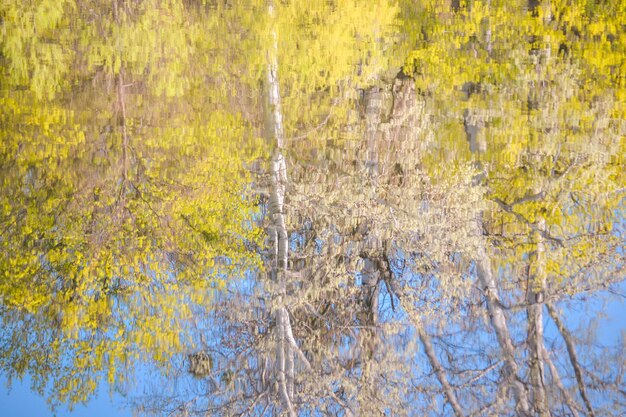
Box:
[547,303,596,417]
[541,345,581,417]
[418,328,466,417]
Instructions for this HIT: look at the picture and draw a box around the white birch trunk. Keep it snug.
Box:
[264,5,302,416]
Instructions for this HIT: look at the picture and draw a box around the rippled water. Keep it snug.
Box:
[1,1,625,416]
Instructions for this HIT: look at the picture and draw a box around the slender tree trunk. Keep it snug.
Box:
[465,111,531,416]
[265,4,295,416]
[359,86,388,324]
[524,8,553,411]
[527,219,549,416]
[475,247,531,416]
[275,308,295,417]
[268,123,296,417]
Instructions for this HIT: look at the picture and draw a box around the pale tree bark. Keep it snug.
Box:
[345,85,387,417]
[359,86,388,324]
[465,109,531,416]
[526,218,549,416]
[265,4,295,415]
[541,345,580,417]
[475,248,531,417]
[462,16,533,407]
[268,111,296,417]
[524,7,554,413]
[275,308,295,417]
[358,82,467,416]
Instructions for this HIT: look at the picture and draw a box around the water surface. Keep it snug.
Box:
[1,1,625,416]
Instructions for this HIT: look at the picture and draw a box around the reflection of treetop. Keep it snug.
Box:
[0,0,266,408]
[1,1,625,416]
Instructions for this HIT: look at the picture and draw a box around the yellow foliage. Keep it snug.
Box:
[0,0,265,407]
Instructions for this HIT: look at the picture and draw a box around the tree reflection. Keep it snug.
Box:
[1,1,625,416]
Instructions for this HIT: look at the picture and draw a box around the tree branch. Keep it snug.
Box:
[546,303,596,417]
[418,328,466,417]
[491,197,564,247]
[541,345,581,417]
